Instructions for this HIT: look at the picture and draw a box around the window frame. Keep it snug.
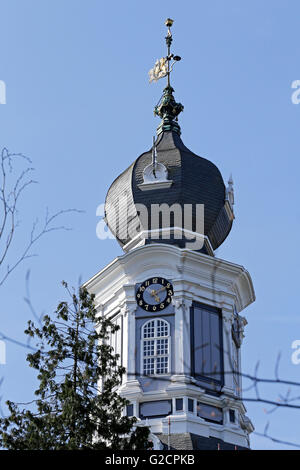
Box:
[188,398,194,413]
[175,398,183,411]
[139,400,172,420]
[190,301,224,386]
[196,401,223,425]
[126,404,134,417]
[229,409,236,423]
[141,318,171,377]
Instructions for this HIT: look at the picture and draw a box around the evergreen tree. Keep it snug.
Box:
[0,282,150,450]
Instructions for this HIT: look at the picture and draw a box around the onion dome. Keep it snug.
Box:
[104,126,234,255]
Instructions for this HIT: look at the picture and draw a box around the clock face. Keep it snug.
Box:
[136,277,173,312]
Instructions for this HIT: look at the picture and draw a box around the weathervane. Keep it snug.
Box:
[148,19,184,136]
[148,18,181,85]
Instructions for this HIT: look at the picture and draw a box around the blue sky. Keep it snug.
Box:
[1,0,300,449]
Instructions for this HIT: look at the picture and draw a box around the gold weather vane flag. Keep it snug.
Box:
[148,18,181,85]
[148,57,168,83]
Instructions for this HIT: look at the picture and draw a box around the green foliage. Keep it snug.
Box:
[0,283,150,450]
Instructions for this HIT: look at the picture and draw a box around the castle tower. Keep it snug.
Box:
[85,19,255,450]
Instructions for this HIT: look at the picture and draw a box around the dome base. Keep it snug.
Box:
[122,227,214,255]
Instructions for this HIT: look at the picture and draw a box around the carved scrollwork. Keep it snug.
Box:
[172,297,192,311]
[120,302,137,317]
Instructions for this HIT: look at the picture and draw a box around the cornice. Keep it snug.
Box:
[84,244,255,313]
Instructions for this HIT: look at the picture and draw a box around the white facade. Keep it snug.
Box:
[85,243,255,448]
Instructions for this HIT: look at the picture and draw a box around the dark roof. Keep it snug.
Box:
[156,433,248,450]
[105,131,232,253]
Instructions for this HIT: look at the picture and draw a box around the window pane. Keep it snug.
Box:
[193,310,203,376]
[188,399,194,413]
[126,404,134,417]
[229,409,235,423]
[143,357,154,375]
[201,309,211,376]
[157,320,168,337]
[140,400,172,419]
[210,312,221,381]
[142,319,170,376]
[176,398,183,411]
[143,321,155,338]
[191,304,223,383]
[156,356,168,374]
[197,402,223,424]
[144,340,154,357]
[157,338,168,355]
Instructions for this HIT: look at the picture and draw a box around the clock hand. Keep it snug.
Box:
[156,286,167,294]
[150,289,161,303]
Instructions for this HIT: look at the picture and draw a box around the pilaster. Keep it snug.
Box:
[222,308,235,395]
[170,296,193,384]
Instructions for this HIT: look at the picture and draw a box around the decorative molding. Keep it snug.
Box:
[222,310,233,335]
[120,301,137,317]
[119,380,143,399]
[122,228,214,255]
[138,161,173,192]
[138,413,250,447]
[84,244,255,322]
[95,303,104,316]
[172,297,192,311]
[237,315,248,342]
[169,374,194,385]
[225,174,234,218]
[166,378,205,394]
[176,263,184,273]
[138,180,173,191]
[240,414,254,434]
[224,200,235,222]
[221,385,236,399]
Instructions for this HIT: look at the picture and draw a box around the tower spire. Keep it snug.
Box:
[149,19,184,136]
[165,18,173,88]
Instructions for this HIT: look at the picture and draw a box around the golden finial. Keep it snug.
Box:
[165,18,174,28]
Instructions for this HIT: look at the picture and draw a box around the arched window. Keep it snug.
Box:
[142,319,170,376]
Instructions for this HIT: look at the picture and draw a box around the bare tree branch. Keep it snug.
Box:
[254,428,300,449]
[0,148,83,287]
